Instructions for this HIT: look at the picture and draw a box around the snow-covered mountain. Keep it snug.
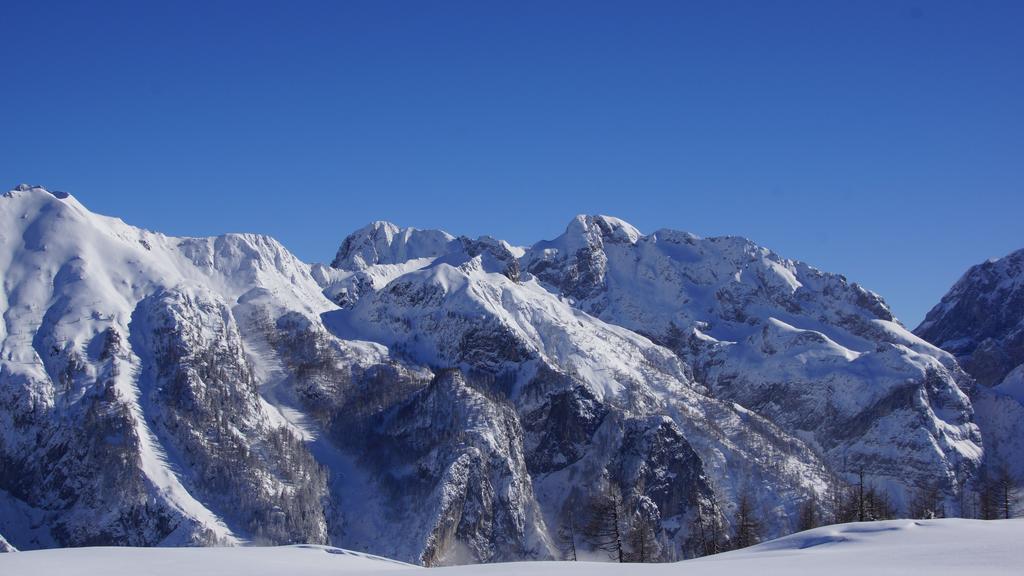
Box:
[0,185,334,548]
[0,185,995,564]
[917,249,1024,388]
[916,249,1024,479]
[325,221,833,559]
[519,215,980,507]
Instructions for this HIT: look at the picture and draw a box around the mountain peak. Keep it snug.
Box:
[331,221,456,270]
[5,184,69,200]
[565,214,643,246]
[916,247,1024,385]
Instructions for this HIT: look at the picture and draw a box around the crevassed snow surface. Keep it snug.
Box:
[1,519,1021,576]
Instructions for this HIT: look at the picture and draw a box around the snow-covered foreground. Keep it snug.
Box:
[0,545,413,575]
[2,519,1021,576]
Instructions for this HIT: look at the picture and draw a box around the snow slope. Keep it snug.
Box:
[0,545,412,575]
[1,519,1021,575]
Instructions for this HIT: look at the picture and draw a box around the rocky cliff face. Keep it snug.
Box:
[0,187,994,563]
[916,249,1024,479]
[364,370,551,565]
[130,287,330,544]
[916,249,1024,387]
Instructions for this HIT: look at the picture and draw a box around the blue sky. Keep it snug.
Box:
[2,1,1022,327]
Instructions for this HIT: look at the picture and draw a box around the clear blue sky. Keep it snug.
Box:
[2,1,1022,327]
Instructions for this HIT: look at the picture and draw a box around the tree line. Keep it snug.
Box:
[557,482,766,563]
[557,484,668,563]
[556,463,1021,563]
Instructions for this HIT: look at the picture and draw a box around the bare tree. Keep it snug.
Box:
[864,484,896,521]
[688,501,710,558]
[993,463,1020,520]
[689,493,726,558]
[977,473,999,520]
[625,508,661,562]
[840,468,895,522]
[797,493,820,531]
[731,489,762,549]
[857,467,867,522]
[829,475,853,524]
[956,475,969,518]
[584,483,626,562]
[910,480,944,519]
[557,513,578,561]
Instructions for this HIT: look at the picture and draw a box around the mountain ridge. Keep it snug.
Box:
[0,185,998,564]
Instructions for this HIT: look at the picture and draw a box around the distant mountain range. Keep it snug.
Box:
[0,184,1019,563]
